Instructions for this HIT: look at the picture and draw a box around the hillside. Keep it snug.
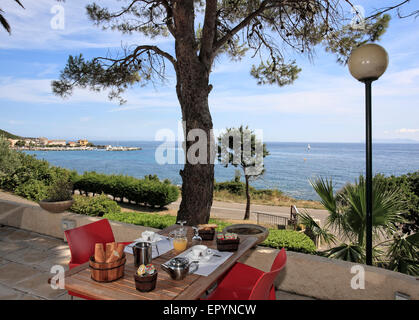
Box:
[0,129,24,140]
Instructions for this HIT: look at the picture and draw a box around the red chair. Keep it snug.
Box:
[206,248,287,300]
[64,219,131,299]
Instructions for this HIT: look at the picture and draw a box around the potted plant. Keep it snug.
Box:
[39,179,74,213]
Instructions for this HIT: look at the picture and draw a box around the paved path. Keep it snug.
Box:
[0,190,329,226]
[169,199,329,226]
[0,225,74,300]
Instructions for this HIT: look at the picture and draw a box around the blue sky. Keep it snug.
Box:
[0,0,418,142]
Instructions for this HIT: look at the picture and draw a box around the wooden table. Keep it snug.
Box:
[63,225,258,300]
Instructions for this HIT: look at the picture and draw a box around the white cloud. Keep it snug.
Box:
[396,128,419,134]
[0,76,179,112]
[0,0,172,50]
[382,67,419,86]
[0,77,112,104]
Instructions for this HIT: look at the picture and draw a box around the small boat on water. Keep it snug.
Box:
[105,145,141,151]
[307,144,311,151]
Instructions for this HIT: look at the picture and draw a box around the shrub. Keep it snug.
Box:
[70,194,121,217]
[45,179,73,202]
[0,138,77,196]
[214,179,283,200]
[15,179,49,202]
[74,172,179,207]
[261,229,317,253]
[214,180,249,195]
[375,172,419,234]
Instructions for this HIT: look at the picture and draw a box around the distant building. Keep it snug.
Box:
[67,141,77,147]
[38,137,48,146]
[48,140,66,146]
[78,139,89,147]
[24,139,35,146]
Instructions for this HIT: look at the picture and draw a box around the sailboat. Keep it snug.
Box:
[307,144,311,151]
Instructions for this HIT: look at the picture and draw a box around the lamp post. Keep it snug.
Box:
[348,43,388,266]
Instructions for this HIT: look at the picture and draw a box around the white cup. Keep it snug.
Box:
[142,231,156,242]
[192,245,211,258]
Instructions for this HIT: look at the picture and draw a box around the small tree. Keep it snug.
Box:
[218,126,269,220]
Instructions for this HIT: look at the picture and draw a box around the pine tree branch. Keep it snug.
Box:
[212,0,269,54]
[95,45,177,69]
[365,0,411,20]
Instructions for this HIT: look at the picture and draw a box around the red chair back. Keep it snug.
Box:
[248,248,287,300]
[65,219,115,266]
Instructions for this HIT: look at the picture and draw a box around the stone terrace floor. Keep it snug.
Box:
[0,225,73,300]
[0,225,313,300]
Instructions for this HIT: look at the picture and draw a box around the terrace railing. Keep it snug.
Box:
[254,211,289,229]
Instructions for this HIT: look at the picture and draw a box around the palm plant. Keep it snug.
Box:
[297,210,336,247]
[0,0,24,34]
[376,232,419,276]
[309,176,406,265]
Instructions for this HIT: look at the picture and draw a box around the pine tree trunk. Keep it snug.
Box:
[244,175,251,220]
[176,78,215,225]
[173,0,215,226]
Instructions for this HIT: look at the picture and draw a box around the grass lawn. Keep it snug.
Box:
[213,190,324,209]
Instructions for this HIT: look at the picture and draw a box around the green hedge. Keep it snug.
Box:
[261,229,317,253]
[73,172,179,208]
[103,210,230,231]
[70,194,121,217]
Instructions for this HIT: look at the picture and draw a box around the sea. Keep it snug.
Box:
[23,141,419,201]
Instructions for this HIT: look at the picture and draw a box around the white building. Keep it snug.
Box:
[48,140,66,146]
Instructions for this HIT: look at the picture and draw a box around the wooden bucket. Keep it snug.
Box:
[89,254,126,282]
[134,272,158,292]
[216,237,240,252]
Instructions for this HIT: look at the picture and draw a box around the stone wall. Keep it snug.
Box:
[238,246,419,300]
[0,199,157,242]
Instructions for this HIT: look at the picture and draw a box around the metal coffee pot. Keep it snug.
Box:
[133,242,152,267]
[161,257,198,280]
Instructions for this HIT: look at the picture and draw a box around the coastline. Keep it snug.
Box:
[13,146,142,151]
[20,141,419,201]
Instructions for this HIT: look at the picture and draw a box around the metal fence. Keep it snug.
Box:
[254,211,289,229]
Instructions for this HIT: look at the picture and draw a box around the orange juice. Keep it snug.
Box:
[173,238,188,253]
